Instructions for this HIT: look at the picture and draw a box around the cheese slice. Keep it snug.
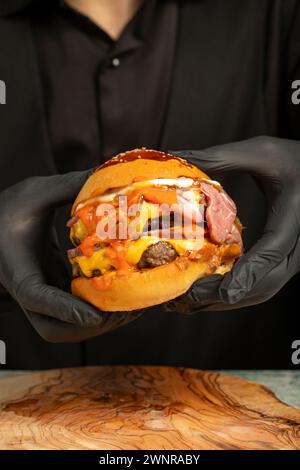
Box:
[126,237,203,265]
[70,219,88,244]
[71,248,111,277]
[72,236,204,277]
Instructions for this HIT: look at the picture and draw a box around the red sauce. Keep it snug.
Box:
[141,187,178,206]
[125,187,178,209]
[79,234,102,257]
[107,241,134,276]
[76,202,98,233]
[174,256,189,271]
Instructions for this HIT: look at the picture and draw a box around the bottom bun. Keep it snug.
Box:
[71,242,240,311]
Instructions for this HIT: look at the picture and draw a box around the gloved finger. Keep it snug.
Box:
[219,219,300,308]
[25,309,143,343]
[171,148,241,176]
[16,274,106,326]
[171,138,285,177]
[171,145,277,205]
[6,169,94,214]
[219,191,299,303]
[165,251,295,313]
[205,255,292,310]
[164,275,223,314]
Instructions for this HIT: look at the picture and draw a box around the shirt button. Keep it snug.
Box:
[111,57,120,67]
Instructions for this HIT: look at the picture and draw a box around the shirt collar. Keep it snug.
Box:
[132,0,158,41]
[0,0,159,56]
[0,0,158,53]
[0,0,156,35]
[112,0,158,54]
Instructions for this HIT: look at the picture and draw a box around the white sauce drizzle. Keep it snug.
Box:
[76,177,221,211]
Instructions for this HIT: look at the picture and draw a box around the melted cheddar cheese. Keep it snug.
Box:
[70,248,111,277]
[71,236,203,277]
[70,219,88,244]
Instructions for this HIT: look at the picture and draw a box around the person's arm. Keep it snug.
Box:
[165,136,300,313]
[0,170,142,342]
[166,1,300,314]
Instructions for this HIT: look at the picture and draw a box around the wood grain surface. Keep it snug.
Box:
[0,366,299,450]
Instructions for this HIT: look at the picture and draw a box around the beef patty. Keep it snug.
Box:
[138,241,178,268]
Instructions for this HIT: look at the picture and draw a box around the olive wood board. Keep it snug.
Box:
[0,366,299,450]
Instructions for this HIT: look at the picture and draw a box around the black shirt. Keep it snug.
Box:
[0,0,299,370]
[33,0,178,172]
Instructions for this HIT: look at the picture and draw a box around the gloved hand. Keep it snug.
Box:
[165,136,300,313]
[0,171,142,342]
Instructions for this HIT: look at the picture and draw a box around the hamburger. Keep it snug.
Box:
[67,148,243,311]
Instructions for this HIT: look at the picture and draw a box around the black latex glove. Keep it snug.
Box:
[0,171,142,342]
[165,137,300,313]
